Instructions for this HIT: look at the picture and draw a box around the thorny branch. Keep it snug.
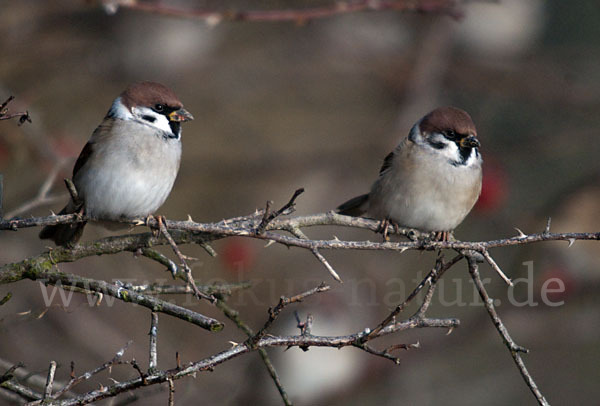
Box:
[101,0,464,23]
[216,299,294,406]
[1,188,597,405]
[0,96,31,125]
[467,257,550,406]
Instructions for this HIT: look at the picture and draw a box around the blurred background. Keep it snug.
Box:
[1,0,599,404]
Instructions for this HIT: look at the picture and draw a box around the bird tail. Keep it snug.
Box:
[336,193,369,217]
[39,202,86,246]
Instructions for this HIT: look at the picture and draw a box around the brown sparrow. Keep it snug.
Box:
[40,81,193,246]
[337,107,482,240]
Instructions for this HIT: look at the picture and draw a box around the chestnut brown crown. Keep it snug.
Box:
[120,81,183,111]
[419,107,477,138]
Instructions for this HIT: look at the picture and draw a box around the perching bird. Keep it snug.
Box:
[40,82,193,246]
[337,107,482,240]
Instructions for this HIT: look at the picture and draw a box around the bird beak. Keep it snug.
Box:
[168,108,194,122]
[460,134,480,148]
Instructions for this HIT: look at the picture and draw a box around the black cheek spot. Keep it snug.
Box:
[429,141,446,150]
[142,115,156,123]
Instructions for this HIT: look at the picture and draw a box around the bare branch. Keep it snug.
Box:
[467,256,549,406]
[43,361,57,399]
[311,248,342,282]
[250,283,331,345]
[255,188,304,234]
[103,0,463,23]
[4,265,223,331]
[0,95,31,125]
[154,215,216,303]
[52,341,132,399]
[148,313,158,373]
[4,162,68,219]
[126,281,252,296]
[167,378,174,406]
[216,299,293,405]
[481,249,513,286]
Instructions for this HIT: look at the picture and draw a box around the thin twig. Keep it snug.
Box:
[256,188,304,234]
[13,269,223,331]
[250,283,331,345]
[155,216,216,303]
[467,256,549,406]
[64,179,83,208]
[366,253,462,340]
[216,300,293,406]
[148,313,158,373]
[167,378,174,406]
[105,0,463,22]
[481,249,513,286]
[43,361,57,399]
[126,281,252,296]
[52,341,132,399]
[4,162,68,219]
[0,96,31,125]
[311,248,342,282]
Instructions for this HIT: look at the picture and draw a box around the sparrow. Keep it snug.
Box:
[337,107,482,241]
[39,81,193,246]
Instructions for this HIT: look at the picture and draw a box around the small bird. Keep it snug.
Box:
[40,81,193,246]
[337,107,482,240]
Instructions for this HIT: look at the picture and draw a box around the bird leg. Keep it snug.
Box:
[376,218,390,241]
[376,218,401,242]
[145,214,165,237]
[432,231,454,242]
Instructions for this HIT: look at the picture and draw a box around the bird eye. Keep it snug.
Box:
[154,104,165,112]
[445,130,457,140]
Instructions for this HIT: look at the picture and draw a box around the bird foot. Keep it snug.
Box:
[146,214,166,237]
[431,231,455,242]
[376,219,400,242]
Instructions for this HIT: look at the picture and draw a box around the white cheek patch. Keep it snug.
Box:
[424,133,481,168]
[427,133,461,160]
[130,106,173,136]
[108,97,134,120]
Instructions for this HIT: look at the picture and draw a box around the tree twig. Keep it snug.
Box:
[42,361,57,399]
[103,0,464,23]
[0,95,31,125]
[148,312,158,373]
[216,299,293,406]
[155,216,216,303]
[467,255,549,406]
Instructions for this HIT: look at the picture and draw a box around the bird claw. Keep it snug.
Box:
[432,231,453,242]
[376,219,400,242]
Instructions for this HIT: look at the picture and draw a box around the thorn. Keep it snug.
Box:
[545,217,551,233]
[95,292,103,306]
[333,235,340,241]
[446,327,454,335]
[412,341,421,349]
[16,310,31,316]
[187,214,194,222]
[133,219,145,226]
[568,238,575,248]
[228,341,239,347]
[399,247,409,254]
[264,240,276,248]
[50,210,56,216]
[514,227,527,239]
